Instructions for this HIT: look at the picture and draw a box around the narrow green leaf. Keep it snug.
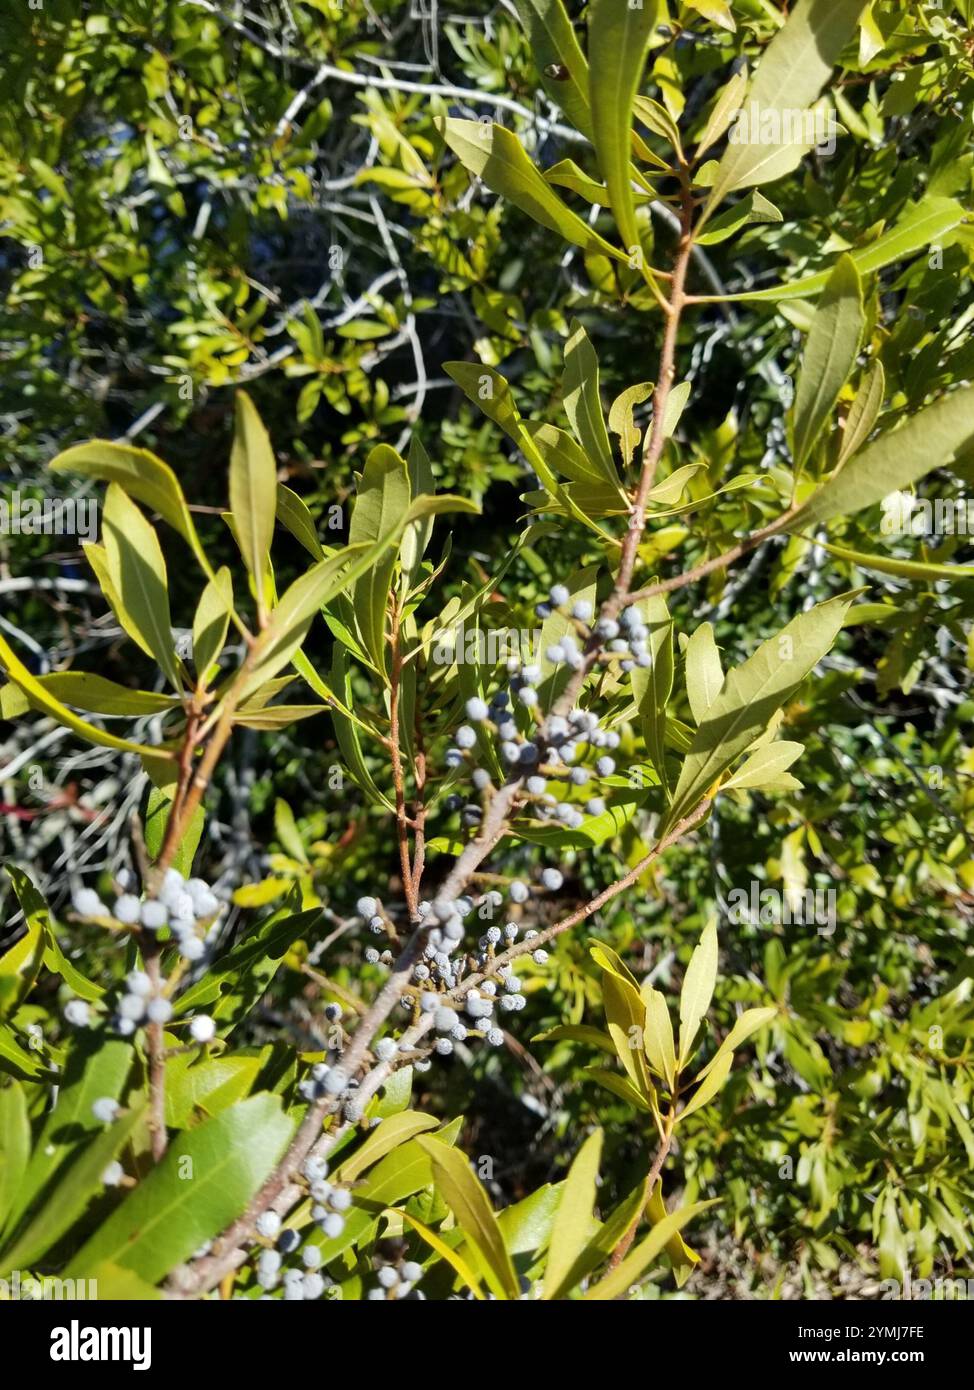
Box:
[349,445,411,670]
[645,1178,700,1287]
[642,987,677,1089]
[275,484,324,561]
[790,386,974,530]
[608,382,654,468]
[32,672,177,717]
[416,1136,520,1300]
[274,798,308,865]
[192,567,233,680]
[836,360,885,467]
[706,0,868,209]
[543,1128,603,1299]
[684,622,724,725]
[399,1211,486,1299]
[102,484,180,689]
[68,1095,293,1283]
[563,320,619,487]
[10,1036,134,1228]
[663,594,851,831]
[816,539,974,584]
[716,196,964,303]
[631,595,674,794]
[791,256,864,470]
[0,630,170,762]
[513,0,593,139]
[438,119,623,261]
[0,1083,30,1239]
[678,919,719,1069]
[676,1050,734,1122]
[723,741,804,790]
[338,1111,439,1183]
[229,392,277,598]
[582,1199,714,1298]
[696,1006,777,1082]
[1,1101,145,1273]
[48,441,213,579]
[588,0,660,256]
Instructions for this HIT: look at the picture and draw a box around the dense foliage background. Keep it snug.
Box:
[1,0,973,1302]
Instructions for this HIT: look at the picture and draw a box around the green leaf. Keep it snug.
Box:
[879,1189,908,1283]
[662,594,852,831]
[164,1054,262,1128]
[706,0,868,209]
[532,1023,617,1056]
[30,672,178,717]
[582,1199,714,1298]
[523,421,610,486]
[0,1083,30,1239]
[192,567,233,680]
[401,435,436,588]
[696,1006,778,1082]
[678,918,719,1069]
[241,544,370,698]
[68,1095,293,1283]
[399,1210,486,1299]
[10,1036,134,1229]
[0,629,174,763]
[276,484,324,561]
[337,1111,439,1183]
[6,866,103,1003]
[684,622,724,724]
[1,1101,145,1273]
[645,1178,700,1287]
[791,256,863,470]
[631,595,674,794]
[676,1049,733,1122]
[790,386,974,531]
[273,798,307,865]
[349,444,411,670]
[642,987,677,1089]
[723,740,805,790]
[816,539,974,585]
[608,382,654,468]
[322,645,395,811]
[590,941,642,993]
[586,1066,653,1112]
[588,0,660,257]
[0,1025,45,1082]
[173,899,320,1024]
[102,484,180,689]
[229,391,277,601]
[437,119,623,261]
[836,359,885,467]
[696,65,750,158]
[0,882,45,1019]
[144,784,204,878]
[513,0,593,140]
[543,1128,603,1299]
[602,970,652,1096]
[49,441,213,579]
[695,189,783,246]
[416,1135,520,1300]
[563,320,621,488]
[720,196,964,303]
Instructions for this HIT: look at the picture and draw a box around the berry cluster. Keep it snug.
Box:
[72,866,222,964]
[367,1259,423,1300]
[250,1157,355,1298]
